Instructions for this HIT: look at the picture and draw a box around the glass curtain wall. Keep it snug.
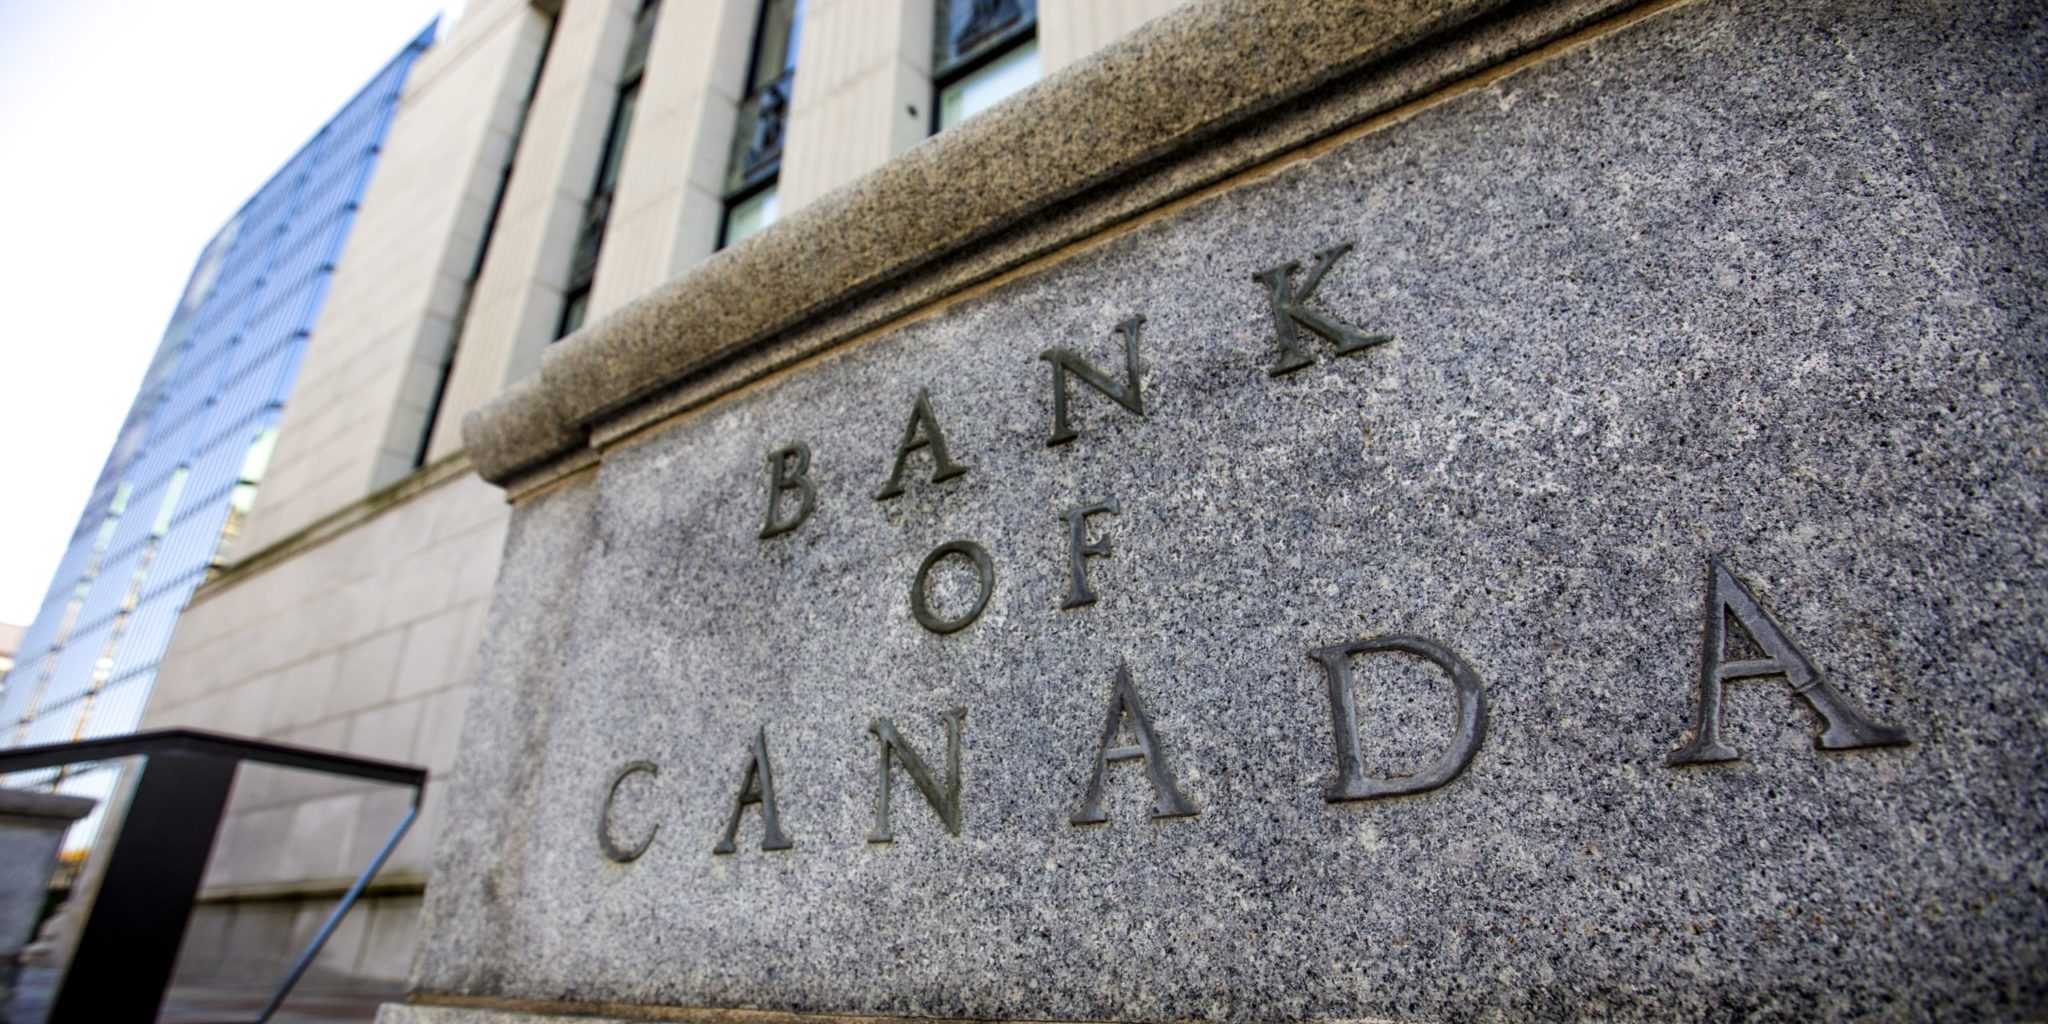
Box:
[0,25,436,849]
[934,0,1038,131]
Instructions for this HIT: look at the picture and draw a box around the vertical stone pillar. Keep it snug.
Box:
[242,0,559,550]
[777,0,934,212]
[426,0,646,461]
[586,0,762,314]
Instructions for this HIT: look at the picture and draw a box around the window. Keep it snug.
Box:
[215,425,279,562]
[721,0,805,247]
[416,12,559,468]
[558,0,662,338]
[933,0,1038,132]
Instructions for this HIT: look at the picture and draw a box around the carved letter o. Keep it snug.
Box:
[910,540,995,635]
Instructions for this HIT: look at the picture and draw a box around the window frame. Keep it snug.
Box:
[930,0,1037,135]
[557,0,662,339]
[718,0,807,249]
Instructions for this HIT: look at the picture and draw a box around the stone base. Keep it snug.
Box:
[377,1000,1398,1024]
[406,0,2048,1020]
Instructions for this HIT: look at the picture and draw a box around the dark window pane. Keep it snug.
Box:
[728,0,807,191]
[596,83,641,195]
[751,0,805,91]
[622,0,662,83]
[934,0,1035,79]
[722,185,781,245]
[557,0,662,340]
[559,290,591,337]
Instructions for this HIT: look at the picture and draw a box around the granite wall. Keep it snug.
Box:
[391,0,2048,1020]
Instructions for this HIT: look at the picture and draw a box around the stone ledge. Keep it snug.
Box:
[195,871,427,906]
[385,995,1401,1023]
[193,451,476,604]
[0,789,94,822]
[461,0,1591,485]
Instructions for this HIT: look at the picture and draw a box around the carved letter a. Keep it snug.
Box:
[1071,662,1197,824]
[875,389,968,500]
[712,727,793,853]
[1668,556,1910,766]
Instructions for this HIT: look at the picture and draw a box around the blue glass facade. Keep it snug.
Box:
[0,26,436,822]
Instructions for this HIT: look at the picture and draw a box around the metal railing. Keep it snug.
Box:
[0,729,427,1023]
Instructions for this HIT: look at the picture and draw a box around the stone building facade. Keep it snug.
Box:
[135,0,1185,985]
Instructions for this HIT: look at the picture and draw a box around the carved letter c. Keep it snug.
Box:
[598,760,660,863]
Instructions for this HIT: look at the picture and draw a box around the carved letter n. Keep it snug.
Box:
[868,708,966,841]
[1041,315,1146,446]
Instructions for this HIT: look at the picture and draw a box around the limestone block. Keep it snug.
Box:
[355,895,425,983]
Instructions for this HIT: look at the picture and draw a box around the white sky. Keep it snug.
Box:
[0,0,459,627]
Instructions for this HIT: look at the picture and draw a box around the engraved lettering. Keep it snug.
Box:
[1041,315,1146,445]
[875,388,968,499]
[1071,662,1197,824]
[910,539,994,634]
[597,760,660,863]
[1252,241,1391,376]
[1059,499,1118,609]
[1668,556,1911,766]
[712,726,793,853]
[867,708,966,841]
[1311,634,1487,801]
[758,443,816,539]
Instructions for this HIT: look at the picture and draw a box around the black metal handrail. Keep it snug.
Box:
[0,728,428,1023]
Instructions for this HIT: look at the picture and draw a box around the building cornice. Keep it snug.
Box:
[464,0,1648,491]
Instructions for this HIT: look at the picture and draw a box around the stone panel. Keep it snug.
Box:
[410,0,2046,1020]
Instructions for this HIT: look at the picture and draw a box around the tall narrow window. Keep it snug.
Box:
[933,0,1038,132]
[558,0,662,338]
[720,0,805,247]
[416,13,558,467]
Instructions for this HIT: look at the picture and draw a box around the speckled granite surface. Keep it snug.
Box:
[411,0,2047,1020]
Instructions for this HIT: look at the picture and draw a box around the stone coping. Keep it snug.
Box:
[0,789,94,823]
[461,0,1617,487]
